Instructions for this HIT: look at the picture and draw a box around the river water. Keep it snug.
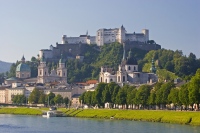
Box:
[0,114,199,133]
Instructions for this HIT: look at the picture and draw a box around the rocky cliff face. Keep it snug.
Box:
[0,60,12,73]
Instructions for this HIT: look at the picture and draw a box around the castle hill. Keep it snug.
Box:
[1,25,200,127]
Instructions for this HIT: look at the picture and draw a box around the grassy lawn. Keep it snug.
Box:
[65,109,200,126]
[1,107,200,126]
[0,107,42,115]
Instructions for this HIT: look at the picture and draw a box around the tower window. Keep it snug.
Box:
[118,76,120,82]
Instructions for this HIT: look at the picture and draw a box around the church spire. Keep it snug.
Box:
[21,55,25,63]
[86,30,88,36]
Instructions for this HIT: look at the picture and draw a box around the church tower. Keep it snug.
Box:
[118,25,126,43]
[116,44,127,83]
[37,54,49,83]
[57,54,67,83]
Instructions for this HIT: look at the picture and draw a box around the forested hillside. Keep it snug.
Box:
[5,43,200,83]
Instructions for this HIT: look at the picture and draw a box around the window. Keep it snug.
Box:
[101,77,102,82]
[110,79,113,82]
[123,76,125,82]
[105,79,107,83]
[128,66,131,70]
[40,70,42,75]
[64,73,65,76]
[45,71,46,75]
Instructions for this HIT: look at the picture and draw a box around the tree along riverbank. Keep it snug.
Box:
[1,107,200,126]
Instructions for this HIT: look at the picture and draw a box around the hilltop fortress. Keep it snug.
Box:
[39,25,161,60]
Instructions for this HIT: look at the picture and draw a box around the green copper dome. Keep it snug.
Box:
[16,63,31,72]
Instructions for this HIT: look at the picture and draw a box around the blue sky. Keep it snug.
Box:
[0,0,199,62]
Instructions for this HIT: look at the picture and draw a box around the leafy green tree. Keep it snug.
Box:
[12,95,26,104]
[148,89,156,108]
[54,94,63,105]
[168,88,180,110]
[179,84,189,110]
[116,88,127,109]
[188,69,200,110]
[102,86,111,104]
[63,97,69,107]
[135,85,151,109]
[38,91,46,104]
[93,83,107,106]
[46,92,56,105]
[28,88,40,104]
[84,91,94,106]
[126,86,137,109]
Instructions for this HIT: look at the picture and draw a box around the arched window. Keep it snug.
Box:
[105,79,107,83]
[64,73,65,76]
[45,71,46,75]
[128,66,131,70]
[110,79,113,82]
[101,77,102,82]
[134,66,136,71]
[123,76,125,82]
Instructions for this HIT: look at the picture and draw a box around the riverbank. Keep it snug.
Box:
[1,107,200,126]
[0,107,43,115]
[64,109,200,126]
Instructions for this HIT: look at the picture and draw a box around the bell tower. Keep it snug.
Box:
[37,54,49,83]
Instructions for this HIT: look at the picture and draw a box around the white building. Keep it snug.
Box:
[99,48,157,85]
[61,25,149,46]
[62,34,96,45]
[37,54,67,84]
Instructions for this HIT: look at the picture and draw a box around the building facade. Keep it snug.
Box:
[37,54,67,84]
[99,48,157,85]
[60,25,149,46]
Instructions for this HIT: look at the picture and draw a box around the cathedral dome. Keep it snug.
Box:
[16,63,31,72]
[16,55,31,72]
